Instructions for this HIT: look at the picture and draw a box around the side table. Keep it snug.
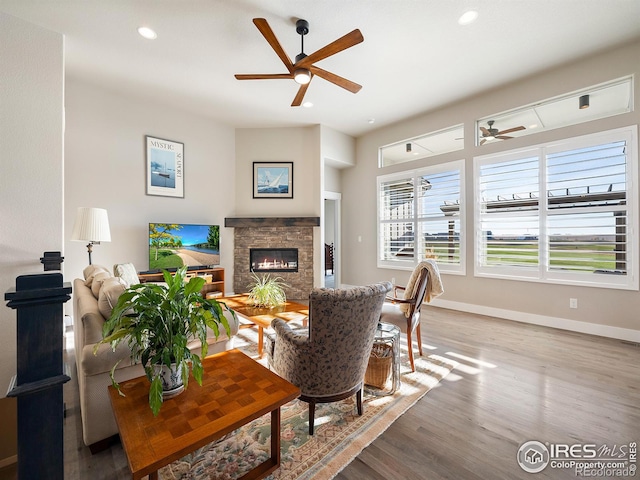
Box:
[365,322,401,396]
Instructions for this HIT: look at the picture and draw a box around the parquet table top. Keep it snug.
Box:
[108,349,300,480]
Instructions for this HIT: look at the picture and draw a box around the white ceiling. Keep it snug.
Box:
[2,0,639,137]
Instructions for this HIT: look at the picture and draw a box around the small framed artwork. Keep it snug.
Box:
[253,162,293,199]
[146,135,184,198]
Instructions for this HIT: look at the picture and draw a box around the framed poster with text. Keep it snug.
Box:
[146,136,184,198]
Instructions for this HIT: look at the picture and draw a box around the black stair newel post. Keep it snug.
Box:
[5,272,72,480]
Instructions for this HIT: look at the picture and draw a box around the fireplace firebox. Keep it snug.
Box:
[250,248,298,273]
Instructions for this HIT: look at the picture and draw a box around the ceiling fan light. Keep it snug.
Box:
[294,68,311,85]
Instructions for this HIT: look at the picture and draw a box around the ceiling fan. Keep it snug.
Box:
[234,18,364,107]
[479,120,526,145]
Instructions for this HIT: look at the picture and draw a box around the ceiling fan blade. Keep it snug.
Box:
[497,126,526,135]
[291,82,311,107]
[253,18,294,73]
[495,135,513,140]
[235,73,293,80]
[309,66,362,93]
[296,29,364,68]
[480,138,487,145]
[479,127,490,136]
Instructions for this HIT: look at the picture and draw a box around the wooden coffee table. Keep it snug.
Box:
[220,294,309,357]
[108,349,300,480]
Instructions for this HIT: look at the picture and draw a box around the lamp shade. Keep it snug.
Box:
[71,207,111,243]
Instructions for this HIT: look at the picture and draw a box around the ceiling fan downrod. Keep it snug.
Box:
[294,19,310,83]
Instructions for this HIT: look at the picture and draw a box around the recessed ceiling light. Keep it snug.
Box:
[529,123,539,129]
[458,10,478,26]
[368,118,375,124]
[138,26,157,40]
[302,101,313,108]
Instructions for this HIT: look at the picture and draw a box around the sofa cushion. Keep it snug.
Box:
[97,276,127,319]
[76,286,107,346]
[113,263,139,288]
[90,271,111,298]
[83,341,137,377]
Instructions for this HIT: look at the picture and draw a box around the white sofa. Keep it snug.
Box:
[73,264,239,452]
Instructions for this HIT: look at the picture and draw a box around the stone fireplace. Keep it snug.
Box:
[225,217,320,299]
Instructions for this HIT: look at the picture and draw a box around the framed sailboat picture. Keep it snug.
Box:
[146,136,184,198]
[253,162,293,199]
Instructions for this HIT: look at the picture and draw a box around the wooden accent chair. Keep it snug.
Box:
[324,243,334,274]
[379,263,430,372]
[267,282,391,434]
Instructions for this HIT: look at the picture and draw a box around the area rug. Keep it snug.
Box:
[159,327,457,480]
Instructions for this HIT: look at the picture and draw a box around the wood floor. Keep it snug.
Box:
[4,306,637,479]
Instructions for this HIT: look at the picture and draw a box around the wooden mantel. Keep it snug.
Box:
[225,217,320,228]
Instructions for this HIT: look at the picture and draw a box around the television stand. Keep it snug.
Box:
[138,267,224,297]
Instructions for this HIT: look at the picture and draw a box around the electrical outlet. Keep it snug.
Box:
[391,277,395,285]
[570,298,578,309]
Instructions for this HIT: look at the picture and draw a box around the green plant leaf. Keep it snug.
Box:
[149,375,163,416]
[109,361,124,396]
[191,354,203,386]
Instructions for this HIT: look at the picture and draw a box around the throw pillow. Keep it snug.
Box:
[90,271,111,299]
[98,276,127,319]
[113,263,139,288]
[84,264,110,287]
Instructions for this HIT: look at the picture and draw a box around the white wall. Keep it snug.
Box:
[235,126,323,284]
[0,12,64,462]
[64,79,236,293]
[234,126,321,216]
[320,125,356,169]
[343,39,640,339]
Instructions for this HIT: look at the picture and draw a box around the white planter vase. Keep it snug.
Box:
[154,362,185,398]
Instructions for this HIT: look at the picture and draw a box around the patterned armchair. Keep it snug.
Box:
[267,282,391,434]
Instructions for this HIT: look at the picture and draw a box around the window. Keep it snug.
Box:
[378,160,465,273]
[476,76,633,146]
[474,126,638,289]
[379,124,464,167]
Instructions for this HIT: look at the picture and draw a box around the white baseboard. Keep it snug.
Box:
[0,455,17,469]
[431,298,640,343]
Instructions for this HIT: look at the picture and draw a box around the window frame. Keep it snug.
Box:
[474,126,638,290]
[377,159,466,274]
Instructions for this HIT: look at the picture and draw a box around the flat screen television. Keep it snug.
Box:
[149,223,220,271]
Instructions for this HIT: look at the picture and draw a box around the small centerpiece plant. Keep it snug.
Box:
[95,266,235,416]
[247,272,289,308]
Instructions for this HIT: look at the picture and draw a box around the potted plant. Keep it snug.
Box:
[95,266,235,416]
[247,272,289,308]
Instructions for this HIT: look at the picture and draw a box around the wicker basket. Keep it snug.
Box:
[364,343,393,389]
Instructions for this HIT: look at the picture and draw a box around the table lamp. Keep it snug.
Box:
[71,207,111,265]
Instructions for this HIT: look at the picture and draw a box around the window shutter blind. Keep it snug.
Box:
[547,141,628,274]
[417,169,462,265]
[379,176,416,261]
[478,155,540,269]
[378,161,464,272]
